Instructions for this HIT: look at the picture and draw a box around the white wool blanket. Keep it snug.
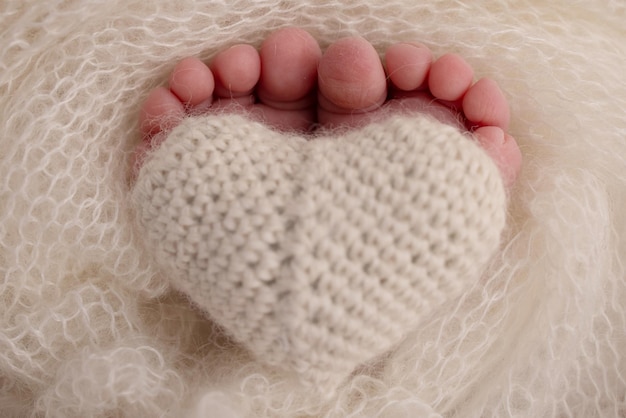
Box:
[1,1,625,417]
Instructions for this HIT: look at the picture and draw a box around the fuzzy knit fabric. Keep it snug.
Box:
[2,1,626,417]
[131,114,506,396]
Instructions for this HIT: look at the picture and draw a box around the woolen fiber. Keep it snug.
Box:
[1,1,625,417]
[131,114,505,398]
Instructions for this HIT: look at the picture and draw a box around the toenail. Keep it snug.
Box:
[400,42,428,50]
[475,126,505,147]
[491,127,506,145]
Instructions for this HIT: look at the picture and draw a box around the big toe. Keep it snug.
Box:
[252,27,322,131]
[317,37,387,126]
[257,27,322,107]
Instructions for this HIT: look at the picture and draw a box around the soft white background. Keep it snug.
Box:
[1,1,625,416]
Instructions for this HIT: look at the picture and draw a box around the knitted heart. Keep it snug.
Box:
[131,113,506,395]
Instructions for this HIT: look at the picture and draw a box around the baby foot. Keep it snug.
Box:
[131,28,520,395]
[317,37,522,187]
[134,28,521,188]
[134,27,322,174]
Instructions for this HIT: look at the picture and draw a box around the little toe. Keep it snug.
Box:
[462,78,510,130]
[210,44,261,106]
[257,27,321,108]
[385,43,433,92]
[138,87,185,138]
[168,57,215,108]
[317,37,388,127]
[474,126,522,187]
[428,53,474,102]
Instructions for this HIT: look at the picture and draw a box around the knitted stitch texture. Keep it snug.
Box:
[131,114,506,393]
[3,1,626,416]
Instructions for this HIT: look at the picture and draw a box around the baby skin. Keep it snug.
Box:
[134,27,521,187]
[131,28,521,391]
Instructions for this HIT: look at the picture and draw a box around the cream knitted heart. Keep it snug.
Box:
[131,113,506,395]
